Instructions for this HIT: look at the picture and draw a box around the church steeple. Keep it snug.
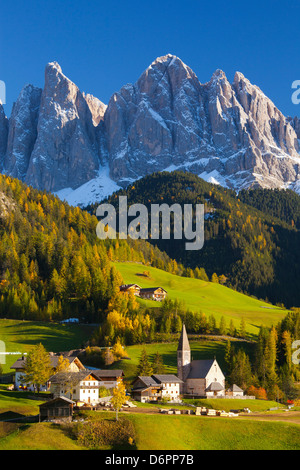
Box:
[177,323,190,352]
[177,323,191,386]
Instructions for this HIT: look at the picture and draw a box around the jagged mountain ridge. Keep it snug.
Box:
[1,54,300,205]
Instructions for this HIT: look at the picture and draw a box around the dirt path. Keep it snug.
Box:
[101,407,300,424]
[124,408,300,424]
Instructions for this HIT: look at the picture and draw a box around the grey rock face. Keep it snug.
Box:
[104,54,300,191]
[83,93,107,126]
[0,104,8,168]
[4,84,42,179]
[25,62,102,191]
[0,54,300,200]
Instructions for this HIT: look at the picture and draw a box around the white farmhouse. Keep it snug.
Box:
[10,350,85,392]
[48,369,125,405]
[49,370,101,405]
[131,374,183,403]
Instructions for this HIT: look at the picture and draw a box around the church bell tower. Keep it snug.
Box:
[177,324,191,390]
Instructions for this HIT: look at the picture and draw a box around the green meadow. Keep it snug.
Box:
[0,319,95,374]
[129,413,300,450]
[114,261,287,336]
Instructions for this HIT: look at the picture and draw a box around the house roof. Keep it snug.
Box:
[152,374,183,384]
[132,374,183,389]
[187,359,215,379]
[48,370,99,385]
[177,324,190,351]
[139,287,167,294]
[92,369,124,379]
[205,382,224,392]
[136,376,160,387]
[10,350,84,370]
[39,396,75,408]
[120,284,140,290]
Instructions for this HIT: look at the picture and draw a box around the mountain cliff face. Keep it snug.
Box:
[4,84,42,180]
[105,55,300,192]
[0,54,300,204]
[0,104,8,164]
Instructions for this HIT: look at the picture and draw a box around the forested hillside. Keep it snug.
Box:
[0,175,174,323]
[89,171,300,308]
[238,188,300,229]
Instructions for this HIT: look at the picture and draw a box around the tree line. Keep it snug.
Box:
[224,309,300,401]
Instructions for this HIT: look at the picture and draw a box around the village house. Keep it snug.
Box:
[49,370,101,405]
[131,374,183,403]
[177,324,227,397]
[139,287,167,301]
[119,284,141,295]
[119,284,168,301]
[48,369,125,405]
[10,349,85,392]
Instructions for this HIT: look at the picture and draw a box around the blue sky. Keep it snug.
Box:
[1,0,300,117]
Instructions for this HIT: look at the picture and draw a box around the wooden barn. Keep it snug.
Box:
[39,397,75,422]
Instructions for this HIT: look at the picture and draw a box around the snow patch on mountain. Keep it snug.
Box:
[54,165,121,207]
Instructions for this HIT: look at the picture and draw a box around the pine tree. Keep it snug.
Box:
[229,349,252,389]
[229,319,236,337]
[224,340,232,373]
[136,348,153,377]
[239,317,247,338]
[281,330,292,370]
[219,316,227,336]
[152,352,165,374]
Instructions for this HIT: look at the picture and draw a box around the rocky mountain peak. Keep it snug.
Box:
[1,55,300,206]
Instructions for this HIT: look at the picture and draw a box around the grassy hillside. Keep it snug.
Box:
[0,410,299,450]
[0,319,95,374]
[129,413,300,450]
[114,261,287,336]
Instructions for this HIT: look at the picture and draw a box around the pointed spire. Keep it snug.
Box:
[177,323,190,351]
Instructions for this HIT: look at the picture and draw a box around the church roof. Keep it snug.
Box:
[177,324,190,351]
[205,381,224,392]
[187,359,215,379]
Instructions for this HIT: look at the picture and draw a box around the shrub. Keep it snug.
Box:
[247,385,268,400]
[76,418,136,449]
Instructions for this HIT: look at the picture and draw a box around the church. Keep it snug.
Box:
[177,324,226,398]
